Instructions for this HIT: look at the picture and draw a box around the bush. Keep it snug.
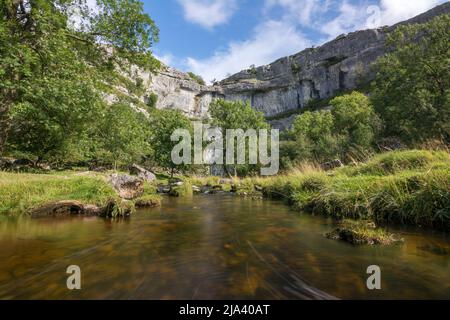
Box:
[169,182,193,197]
[341,150,450,176]
[187,72,205,85]
[260,150,450,229]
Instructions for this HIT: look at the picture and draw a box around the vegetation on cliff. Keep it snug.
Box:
[187,72,206,86]
[279,14,449,170]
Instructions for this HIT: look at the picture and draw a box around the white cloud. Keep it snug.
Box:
[180,0,446,81]
[265,0,332,26]
[319,1,367,39]
[320,0,447,39]
[376,0,446,26]
[154,53,175,66]
[186,20,311,82]
[177,0,237,29]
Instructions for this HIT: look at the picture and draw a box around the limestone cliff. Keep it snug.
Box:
[143,2,449,127]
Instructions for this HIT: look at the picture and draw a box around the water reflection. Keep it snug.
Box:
[0,195,448,299]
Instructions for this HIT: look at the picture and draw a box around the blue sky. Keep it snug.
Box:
[143,0,446,82]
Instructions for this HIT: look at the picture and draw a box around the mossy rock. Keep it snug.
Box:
[169,183,193,197]
[101,199,135,218]
[135,195,161,208]
[326,220,402,245]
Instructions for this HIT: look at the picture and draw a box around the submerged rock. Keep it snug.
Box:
[109,174,144,200]
[419,243,450,256]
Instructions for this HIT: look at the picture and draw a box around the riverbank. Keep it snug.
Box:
[0,171,161,217]
[241,150,450,230]
[0,150,449,231]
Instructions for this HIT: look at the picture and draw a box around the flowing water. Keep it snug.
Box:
[0,195,449,300]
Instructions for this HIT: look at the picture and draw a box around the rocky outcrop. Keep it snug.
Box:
[109,174,144,200]
[217,2,450,119]
[142,3,449,124]
[129,163,156,182]
[129,65,219,118]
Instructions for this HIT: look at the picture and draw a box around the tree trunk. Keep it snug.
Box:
[223,165,234,179]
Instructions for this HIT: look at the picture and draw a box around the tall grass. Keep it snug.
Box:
[0,172,117,216]
[256,150,450,230]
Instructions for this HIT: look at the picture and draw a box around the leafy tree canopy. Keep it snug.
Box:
[209,99,269,176]
[0,0,160,160]
[287,92,380,164]
[372,14,450,144]
[148,108,193,174]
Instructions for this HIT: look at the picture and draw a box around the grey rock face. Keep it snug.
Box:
[268,114,299,131]
[144,3,449,121]
[129,163,156,182]
[109,174,144,200]
[217,3,450,118]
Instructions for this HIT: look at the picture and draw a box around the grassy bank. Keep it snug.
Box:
[241,150,450,230]
[0,172,161,216]
[1,150,449,230]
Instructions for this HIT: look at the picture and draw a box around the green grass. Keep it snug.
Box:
[169,182,193,197]
[134,194,162,208]
[252,150,450,230]
[0,172,117,216]
[135,181,162,207]
[339,150,450,176]
[1,150,449,228]
[326,219,401,245]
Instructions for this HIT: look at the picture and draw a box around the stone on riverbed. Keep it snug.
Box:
[109,174,144,200]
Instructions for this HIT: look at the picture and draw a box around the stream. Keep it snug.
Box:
[0,194,449,299]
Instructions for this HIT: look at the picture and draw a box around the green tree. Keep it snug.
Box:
[95,102,152,167]
[330,91,381,157]
[372,14,450,144]
[0,0,160,159]
[290,110,341,162]
[209,99,269,176]
[146,92,158,110]
[149,109,192,175]
[287,92,379,164]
